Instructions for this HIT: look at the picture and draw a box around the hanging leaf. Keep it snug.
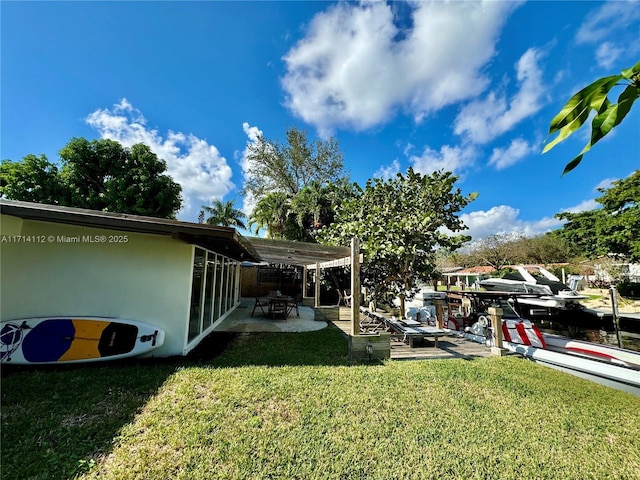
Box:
[561,155,584,175]
[542,105,591,153]
[547,75,621,134]
[621,60,640,79]
[614,83,640,127]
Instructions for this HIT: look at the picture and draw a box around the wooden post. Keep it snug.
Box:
[315,263,321,308]
[610,286,623,348]
[434,299,444,329]
[488,306,506,356]
[351,237,361,336]
[302,266,308,299]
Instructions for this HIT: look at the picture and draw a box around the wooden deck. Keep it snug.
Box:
[332,307,494,361]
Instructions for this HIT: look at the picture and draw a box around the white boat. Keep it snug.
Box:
[479,265,587,310]
[503,342,640,397]
[542,333,640,370]
[462,316,640,396]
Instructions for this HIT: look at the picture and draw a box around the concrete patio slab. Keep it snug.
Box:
[214,298,328,333]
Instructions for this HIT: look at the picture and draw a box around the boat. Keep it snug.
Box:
[455,292,640,396]
[479,265,588,310]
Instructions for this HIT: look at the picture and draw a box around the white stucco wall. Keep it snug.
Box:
[0,215,193,356]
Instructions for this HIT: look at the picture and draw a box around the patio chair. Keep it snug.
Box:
[359,309,385,333]
[287,296,300,317]
[270,297,288,320]
[343,289,352,307]
[251,296,269,317]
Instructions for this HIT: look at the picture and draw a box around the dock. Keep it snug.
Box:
[331,307,494,361]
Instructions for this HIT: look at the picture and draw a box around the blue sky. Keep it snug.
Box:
[2,1,639,241]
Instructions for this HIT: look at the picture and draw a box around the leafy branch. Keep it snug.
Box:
[543,60,640,175]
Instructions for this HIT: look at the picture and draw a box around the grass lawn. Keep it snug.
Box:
[2,326,639,480]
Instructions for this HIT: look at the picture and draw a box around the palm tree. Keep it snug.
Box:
[201,199,247,229]
[248,192,291,238]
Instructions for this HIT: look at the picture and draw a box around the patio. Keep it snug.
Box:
[216,300,493,360]
[214,297,328,333]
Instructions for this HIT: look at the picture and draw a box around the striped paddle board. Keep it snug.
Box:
[0,317,165,364]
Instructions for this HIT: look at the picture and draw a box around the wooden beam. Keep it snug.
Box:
[315,263,320,308]
[306,254,363,270]
[351,237,361,336]
[302,266,309,299]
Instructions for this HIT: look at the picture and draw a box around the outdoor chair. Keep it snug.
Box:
[287,297,300,317]
[359,309,385,333]
[384,316,446,348]
[251,296,269,317]
[337,289,353,306]
[270,297,288,320]
[343,289,352,307]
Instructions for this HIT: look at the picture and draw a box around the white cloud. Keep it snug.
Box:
[595,42,625,69]
[86,99,234,220]
[460,205,562,240]
[409,144,476,176]
[454,48,546,144]
[282,1,519,134]
[237,122,265,218]
[576,1,640,45]
[595,177,616,191]
[373,159,400,180]
[488,138,535,170]
[561,199,599,214]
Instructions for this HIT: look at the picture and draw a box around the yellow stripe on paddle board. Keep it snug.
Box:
[57,319,110,362]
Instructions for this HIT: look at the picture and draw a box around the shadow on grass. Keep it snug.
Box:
[199,322,355,368]
[0,327,354,480]
[0,333,240,480]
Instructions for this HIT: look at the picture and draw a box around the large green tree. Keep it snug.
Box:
[243,126,347,199]
[248,192,291,239]
[320,168,475,315]
[289,179,357,241]
[201,199,246,229]
[555,170,640,261]
[543,60,639,174]
[0,138,182,218]
[0,154,63,203]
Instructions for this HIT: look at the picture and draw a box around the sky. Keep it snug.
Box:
[2,0,639,242]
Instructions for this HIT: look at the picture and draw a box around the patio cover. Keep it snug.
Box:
[246,237,351,267]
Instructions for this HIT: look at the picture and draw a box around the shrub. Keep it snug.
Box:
[616,281,640,298]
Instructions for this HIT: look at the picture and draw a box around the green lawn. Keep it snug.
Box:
[2,326,639,480]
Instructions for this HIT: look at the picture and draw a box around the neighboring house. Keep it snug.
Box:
[593,257,640,284]
[0,200,259,357]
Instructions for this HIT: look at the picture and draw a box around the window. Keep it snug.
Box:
[188,248,206,341]
[221,257,229,315]
[203,252,216,330]
[188,246,240,346]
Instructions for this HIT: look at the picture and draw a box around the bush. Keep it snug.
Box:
[616,281,640,298]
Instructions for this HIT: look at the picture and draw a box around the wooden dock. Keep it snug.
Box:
[331,307,494,361]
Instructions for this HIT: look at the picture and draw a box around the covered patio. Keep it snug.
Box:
[214,297,327,333]
[232,236,494,360]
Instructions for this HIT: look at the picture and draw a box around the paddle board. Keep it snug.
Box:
[0,317,165,364]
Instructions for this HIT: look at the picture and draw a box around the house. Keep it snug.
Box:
[1,200,356,358]
[592,256,640,284]
[0,199,260,357]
